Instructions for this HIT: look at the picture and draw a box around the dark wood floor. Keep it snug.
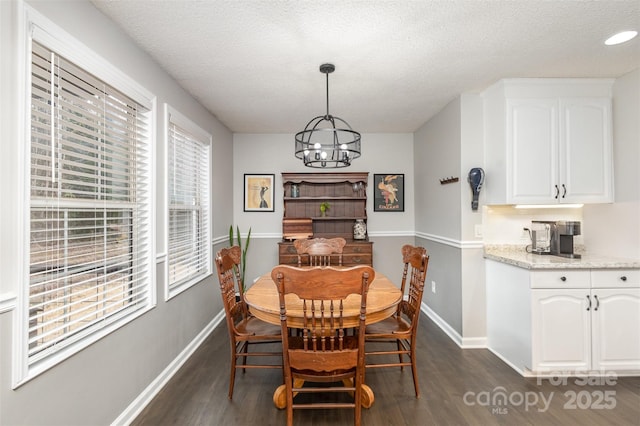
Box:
[132,314,640,425]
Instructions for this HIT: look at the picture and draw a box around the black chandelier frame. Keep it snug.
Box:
[294,64,361,168]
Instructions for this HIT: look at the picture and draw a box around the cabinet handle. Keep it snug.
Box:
[554,185,560,199]
[560,276,567,282]
[562,184,567,198]
[620,276,627,282]
[594,295,600,311]
[586,295,591,311]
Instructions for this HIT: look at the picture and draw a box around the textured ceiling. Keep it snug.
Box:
[91,0,640,133]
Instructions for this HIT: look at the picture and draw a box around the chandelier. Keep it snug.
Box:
[295,63,361,168]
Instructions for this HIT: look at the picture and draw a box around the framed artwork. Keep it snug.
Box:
[373,174,404,212]
[244,174,275,212]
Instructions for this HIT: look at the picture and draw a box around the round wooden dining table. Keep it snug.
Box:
[244,268,402,409]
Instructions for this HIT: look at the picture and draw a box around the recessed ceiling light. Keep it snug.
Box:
[605,30,638,45]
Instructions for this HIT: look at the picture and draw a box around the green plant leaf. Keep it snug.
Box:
[245,228,252,252]
[236,226,242,253]
[228,225,252,292]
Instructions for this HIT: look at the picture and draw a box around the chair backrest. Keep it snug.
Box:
[293,237,346,266]
[271,265,374,372]
[214,246,249,334]
[398,245,429,325]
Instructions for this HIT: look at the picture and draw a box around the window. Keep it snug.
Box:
[166,107,211,297]
[27,40,153,372]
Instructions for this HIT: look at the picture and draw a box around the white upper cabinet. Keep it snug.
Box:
[507,98,559,203]
[483,79,614,205]
[559,98,613,203]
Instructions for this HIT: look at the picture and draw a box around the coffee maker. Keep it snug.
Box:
[553,220,581,258]
[528,220,581,258]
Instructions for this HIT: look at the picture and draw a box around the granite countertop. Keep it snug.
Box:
[484,245,640,270]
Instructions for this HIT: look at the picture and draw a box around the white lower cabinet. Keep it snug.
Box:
[591,288,640,371]
[531,270,640,373]
[532,289,591,372]
[486,260,640,376]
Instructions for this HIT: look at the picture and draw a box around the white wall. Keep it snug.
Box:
[0,1,233,425]
[583,68,640,259]
[459,94,486,343]
[483,205,584,245]
[232,132,415,283]
[460,93,485,241]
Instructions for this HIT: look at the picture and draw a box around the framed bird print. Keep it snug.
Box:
[244,174,275,212]
[374,174,404,212]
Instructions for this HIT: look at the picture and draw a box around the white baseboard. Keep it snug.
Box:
[111,310,226,426]
[420,303,487,349]
[485,346,527,376]
[461,336,487,348]
[421,303,462,347]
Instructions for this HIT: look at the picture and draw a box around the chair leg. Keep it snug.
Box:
[410,343,420,398]
[396,339,404,370]
[286,378,294,426]
[242,341,249,370]
[354,374,363,426]
[228,346,237,399]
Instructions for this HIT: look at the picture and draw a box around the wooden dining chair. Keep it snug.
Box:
[364,244,429,397]
[293,237,346,266]
[271,265,375,426]
[214,246,282,400]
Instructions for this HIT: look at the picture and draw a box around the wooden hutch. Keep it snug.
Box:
[278,172,373,266]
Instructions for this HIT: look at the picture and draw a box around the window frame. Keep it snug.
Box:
[164,105,212,300]
[14,5,156,387]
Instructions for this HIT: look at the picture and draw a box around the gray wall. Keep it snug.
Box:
[0,1,233,425]
[413,93,486,344]
[413,97,464,335]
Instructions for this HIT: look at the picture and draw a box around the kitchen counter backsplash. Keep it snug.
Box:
[484,244,640,269]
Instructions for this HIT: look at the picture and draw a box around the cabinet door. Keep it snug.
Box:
[532,289,591,372]
[506,99,559,203]
[591,288,640,371]
[559,98,613,203]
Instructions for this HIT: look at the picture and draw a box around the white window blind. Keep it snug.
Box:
[28,41,152,364]
[167,114,211,295]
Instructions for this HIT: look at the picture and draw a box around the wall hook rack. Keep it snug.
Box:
[439,176,459,185]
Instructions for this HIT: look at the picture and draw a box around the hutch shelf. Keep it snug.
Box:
[279,172,373,266]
